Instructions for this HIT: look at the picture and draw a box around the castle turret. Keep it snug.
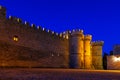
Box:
[84,35,92,69]
[91,41,104,69]
[69,30,84,68]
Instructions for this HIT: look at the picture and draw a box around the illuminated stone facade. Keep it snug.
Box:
[0,6,104,69]
[107,45,120,70]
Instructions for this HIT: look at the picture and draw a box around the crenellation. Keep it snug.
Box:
[37,26,40,29]
[68,30,71,33]
[84,34,92,40]
[47,29,50,33]
[92,41,104,46]
[80,29,83,33]
[8,16,23,24]
[70,29,84,34]
[17,18,22,23]
[31,24,36,28]
[63,31,66,34]
[59,33,63,37]
[56,33,59,36]
[24,21,30,26]
[52,31,54,34]
[72,29,75,32]
[42,27,45,31]
[9,15,12,19]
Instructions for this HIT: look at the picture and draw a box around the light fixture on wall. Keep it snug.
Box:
[13,35,18,42]
[113,56,120,62]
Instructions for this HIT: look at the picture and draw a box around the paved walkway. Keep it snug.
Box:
[0,68,120,80]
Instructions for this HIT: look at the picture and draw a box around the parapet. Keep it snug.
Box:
[91,41,104,46]
[84,34,92,41]
[24,21,30,26]
[70,29,84,37]
[8,16,22,24]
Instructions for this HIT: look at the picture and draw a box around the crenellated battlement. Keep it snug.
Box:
[91,41,104,46]
[84,34,92,40]
[7,16,69,40]
[6,15,69,40]
[0,5,77,40]
[70,29,84,37]
[8,16,22,24]
[70,29,83,34]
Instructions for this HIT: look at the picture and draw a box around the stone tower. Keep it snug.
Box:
[84,35,92,69]
[69,30,84,68]
[91,41,104,69]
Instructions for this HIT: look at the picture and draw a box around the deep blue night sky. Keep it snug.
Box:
[0,0,120,54]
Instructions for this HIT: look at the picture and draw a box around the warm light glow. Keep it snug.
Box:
[13,36,18,41]
[113,56,120,62]
[66,36,68,39]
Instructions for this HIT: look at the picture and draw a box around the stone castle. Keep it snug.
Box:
[0,6,104,69]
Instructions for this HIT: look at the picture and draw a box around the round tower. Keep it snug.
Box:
[69,30,84,68]
[84,35,92,69]
[91,41,104,69]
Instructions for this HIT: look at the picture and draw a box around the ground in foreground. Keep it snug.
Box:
[0,68,120,80]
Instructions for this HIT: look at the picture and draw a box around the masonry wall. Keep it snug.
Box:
[0,7,69,68]
[0,41,68,68]
[107,55,120,70]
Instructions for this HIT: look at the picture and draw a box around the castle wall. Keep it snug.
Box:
[0,7,69,68]
[0,6,104,69]
[0,41,67,68]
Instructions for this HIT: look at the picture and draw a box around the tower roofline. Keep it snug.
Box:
[91,41,104,46]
